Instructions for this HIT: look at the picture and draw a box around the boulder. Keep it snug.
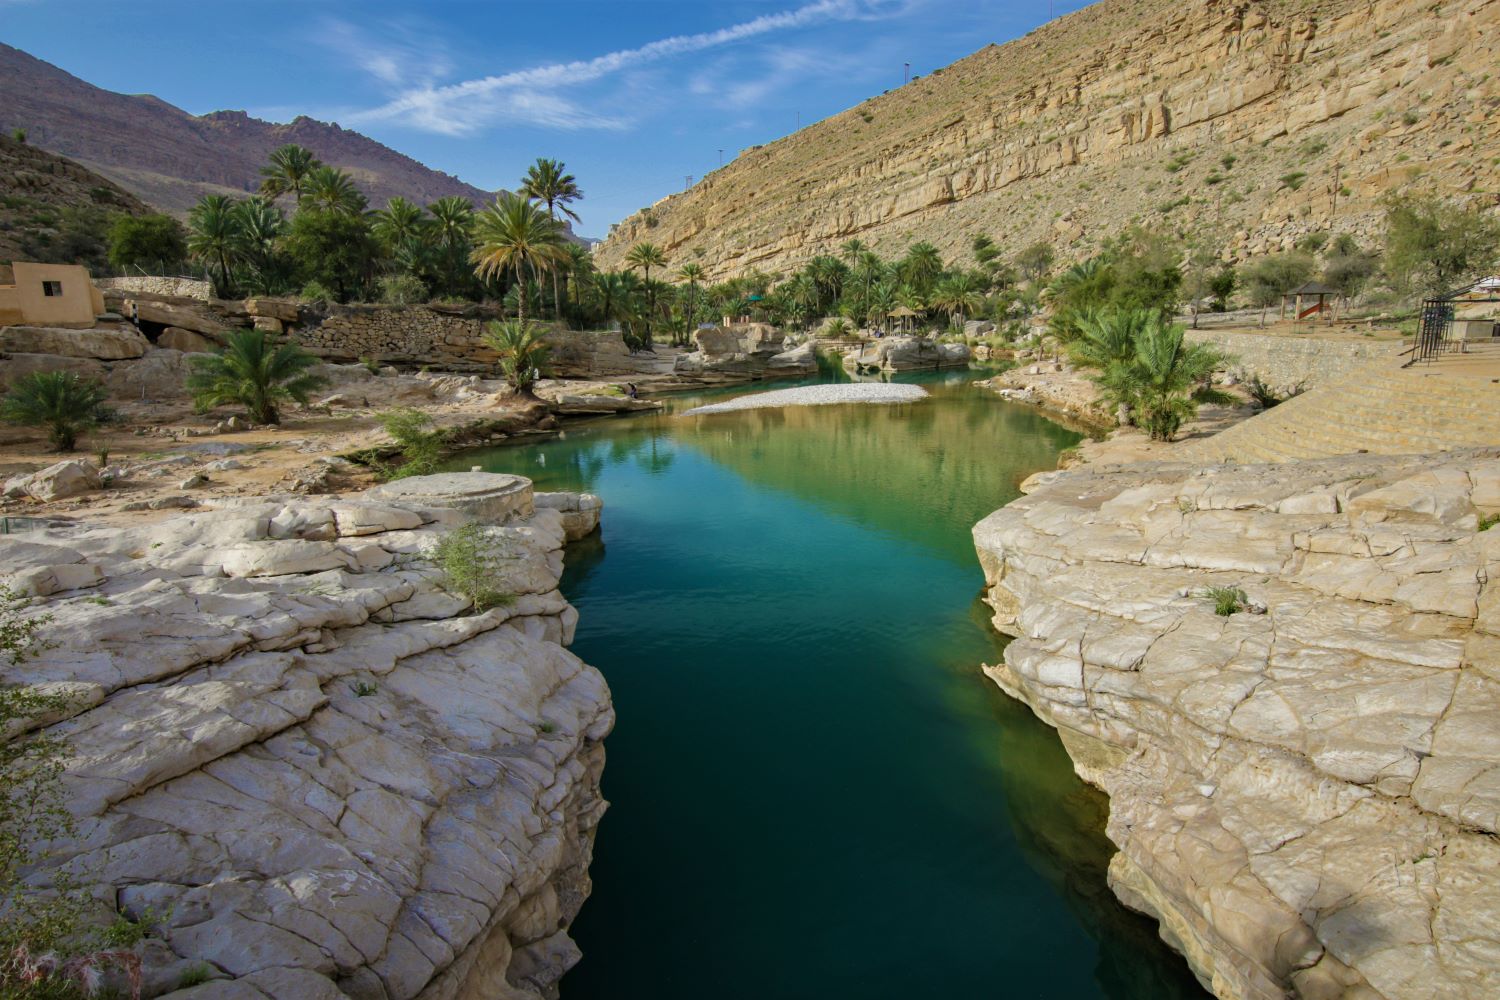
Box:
[4,460,102,501]
[0,353,107,389]
[102,348,195,400]
[158,326,218,353]
[533,492,604,541]
[0,325,149,360]
[766,341,818,376]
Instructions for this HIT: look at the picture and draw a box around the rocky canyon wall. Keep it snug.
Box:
[598,0,1500,278]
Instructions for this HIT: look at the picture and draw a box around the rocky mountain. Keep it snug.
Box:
[0,133,152,264]
[596,0,1500,278]
[0,42,495,216]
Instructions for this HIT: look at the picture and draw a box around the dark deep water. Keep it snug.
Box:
[454,371,1210,999]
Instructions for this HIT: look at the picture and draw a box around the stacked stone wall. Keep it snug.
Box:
[1185,330,1398,391]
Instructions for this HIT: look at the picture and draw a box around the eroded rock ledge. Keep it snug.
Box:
[973,450,1500,1000]
[2,474,611,999]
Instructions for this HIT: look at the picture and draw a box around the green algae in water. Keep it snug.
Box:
[454,373,1210,999]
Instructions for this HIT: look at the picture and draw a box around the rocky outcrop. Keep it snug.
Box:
[842,336,970,373]
[1,323,150,360]
[2,473,613,999]
[671,323,818,382]
[598,0,1500,278]
[973,450,1500,999]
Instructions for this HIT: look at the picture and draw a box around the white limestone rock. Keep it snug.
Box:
[973,448,1500,1000]
[1,477,613,1000]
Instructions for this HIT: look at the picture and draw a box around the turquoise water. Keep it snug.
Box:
[455,373,1209,999]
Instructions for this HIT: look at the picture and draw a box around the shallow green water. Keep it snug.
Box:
[455,372,1209,1000]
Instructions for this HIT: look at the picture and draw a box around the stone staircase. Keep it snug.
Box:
[1182,353,1500,464]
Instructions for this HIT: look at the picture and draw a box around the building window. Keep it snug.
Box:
[42,280,63,297]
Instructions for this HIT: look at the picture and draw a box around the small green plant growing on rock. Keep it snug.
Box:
[176,963,214,989]
[350,680,378,698]
[430,524,516,612]
[1202,585,1249,616]
[1480,513,1500,532]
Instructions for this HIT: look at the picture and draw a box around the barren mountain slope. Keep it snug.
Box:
[0,43,493,215]
[0,133,152,264]
[597,0,1500,277]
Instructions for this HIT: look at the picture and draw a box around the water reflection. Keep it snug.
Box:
[451,375,1207,1000]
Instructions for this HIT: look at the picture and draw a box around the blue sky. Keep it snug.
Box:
[1,0,1088,238]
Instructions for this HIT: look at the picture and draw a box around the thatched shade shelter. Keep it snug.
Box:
[887,305,919,332]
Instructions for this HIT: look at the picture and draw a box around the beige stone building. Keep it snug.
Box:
[0,262,105,329]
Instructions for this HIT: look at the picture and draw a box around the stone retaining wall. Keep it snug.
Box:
[97,275,213,300]
[1185,330,1399,391]
[291,303,501,367]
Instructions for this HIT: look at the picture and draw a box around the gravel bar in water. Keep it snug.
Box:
[679,382,928,415]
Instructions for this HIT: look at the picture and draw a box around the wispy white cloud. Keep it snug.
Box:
[345,0,913,135]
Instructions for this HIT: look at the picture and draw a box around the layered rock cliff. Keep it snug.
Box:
[599,0,1500,277]
[2,474,612,999]
[974,450,1500,999]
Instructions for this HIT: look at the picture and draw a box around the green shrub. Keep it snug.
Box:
[1280,171,1308,191]
[1201,585,1249,616]
[299,280,337,302]
[185,329,327,425]
[378,273,428,305]
[430,524,516,611]
[375,408,442,480]
[0,372,110,451]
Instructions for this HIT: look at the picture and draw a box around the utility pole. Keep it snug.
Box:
[718,149,724,168]
[796,111,801,131]
[685,175,694,190]
[904,62,910,85]
[1330,162,1342,223]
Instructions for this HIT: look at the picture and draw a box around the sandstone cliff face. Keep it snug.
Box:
[599,0,1500,277]
[2,476,612,999]
[974,450,1500,1000]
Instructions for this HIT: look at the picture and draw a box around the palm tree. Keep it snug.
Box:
[784,273,820,330]
[187,195,243,297]
[259,144,322,204]
[1,372,108,451]
[373,197,429,251]
[427,196,475,297]
[624,243,668,349]
[561,243,595,322]
[898,242,944,296]
[303,166,367,215]
[1091,319,1232,440]
[470,192,567,325]
[590,271,644,346]
[185,329,328,425]
[483,319,551,397]
[868,281,898,334]
[807,255,848,314]
[1069,308,1150,371]
[676,263,705,343]
[840,239,867,265]
[521,158,583,320]
[931,273,983,328]
[232,197,286,293]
